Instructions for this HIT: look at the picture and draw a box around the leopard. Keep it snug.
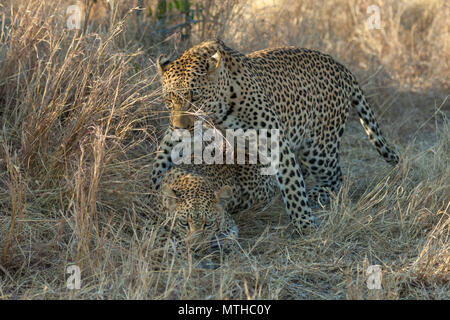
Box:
[151,39,400,234]
[157,163,276,255]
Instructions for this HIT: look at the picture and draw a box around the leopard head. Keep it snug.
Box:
[159,170,233,251]
[157,40,242,131]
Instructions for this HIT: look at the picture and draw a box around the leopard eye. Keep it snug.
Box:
[178,217,189,227]
[191,90,201,102]
[204,220,214,227]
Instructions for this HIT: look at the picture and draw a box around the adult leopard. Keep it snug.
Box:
[151,39,399,233]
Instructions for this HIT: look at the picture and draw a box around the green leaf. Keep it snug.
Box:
[174,0,181,10]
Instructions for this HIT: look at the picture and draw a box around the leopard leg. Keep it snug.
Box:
[276,137,317,232]
[150,128,175,190]
[301,139,343,208]
[307,161,342,208]
[210,212,239,254]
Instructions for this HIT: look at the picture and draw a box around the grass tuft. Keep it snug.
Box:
[0,0,448,299]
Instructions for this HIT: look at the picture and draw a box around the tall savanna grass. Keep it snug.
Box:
[0,0,448,299]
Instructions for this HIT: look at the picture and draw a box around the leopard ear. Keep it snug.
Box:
[161,183,177,211]
[157,54,171,74]
[216,185,232,207]
[207,51,222,74]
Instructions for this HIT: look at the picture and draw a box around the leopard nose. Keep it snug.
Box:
[189,224,204,235]
[171,112,194,130]
[186,227,203,246]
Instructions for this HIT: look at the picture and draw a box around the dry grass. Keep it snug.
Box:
[0,0,448,299]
